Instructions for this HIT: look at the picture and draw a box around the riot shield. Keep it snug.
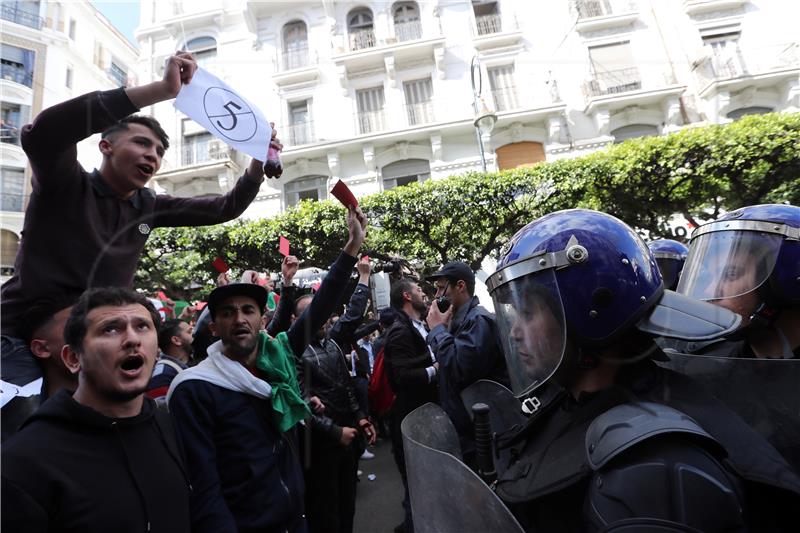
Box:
[659,353,800,470]
[401,402,524,533]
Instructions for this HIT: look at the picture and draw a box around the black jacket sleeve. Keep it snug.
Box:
[328,283,370,349]
[267,285,296,338]
[384,323,432,389]
[286,252,358,357]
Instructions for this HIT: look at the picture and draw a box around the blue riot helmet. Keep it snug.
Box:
[648,239,688,291]
[488,209,741,397]
[677,204,800,323]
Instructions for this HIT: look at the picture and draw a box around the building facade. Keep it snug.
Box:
[0,0,138,279]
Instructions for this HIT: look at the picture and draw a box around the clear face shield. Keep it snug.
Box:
[677,230,782,302]
[491,270,567,397]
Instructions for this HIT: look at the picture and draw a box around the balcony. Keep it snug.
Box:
[572,0,638,33]
[273,47,320,88]
[683,0,748,16]
[394,20,422,43]
[693,42,800,96]
[281,47,311,71]
[472,14,523,51]
[284,121,315,147]
[1,64,33,88]
[107,64,128,87]
[583,67,643,98]
[355,109,387,135]
[181,139,230,167]
[1,4,44,30]
[405,101,436,126]
[349,28,376,52]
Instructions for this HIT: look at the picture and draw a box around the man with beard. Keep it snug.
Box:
[384,279,439,533]
[2,287,191,533]
[294,257,377,533]
[167,206,367,533]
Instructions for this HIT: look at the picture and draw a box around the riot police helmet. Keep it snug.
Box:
[647,239,688,291]
[487,209,740,397]
[677,204,800,322]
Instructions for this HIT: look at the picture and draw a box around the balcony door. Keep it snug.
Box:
[356,86,385,134]
[403,78,434,126]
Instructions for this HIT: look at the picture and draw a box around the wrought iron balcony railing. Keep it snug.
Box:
[1,4,44,30]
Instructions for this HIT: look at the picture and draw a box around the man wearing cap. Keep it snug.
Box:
[425,261,508,463]
[167,206,367,533]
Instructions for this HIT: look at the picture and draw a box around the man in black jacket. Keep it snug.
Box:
[2,287,191,533]
[425,261,508,462]
[295,257,377,533]
[384,278,439,533]
[168,206,367,533]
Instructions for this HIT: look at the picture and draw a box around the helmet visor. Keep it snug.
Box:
[677,230,782,301]
[655,257,682,290]
[491,270,566,397]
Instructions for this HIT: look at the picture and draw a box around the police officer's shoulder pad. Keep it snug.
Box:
[585,402,722,470]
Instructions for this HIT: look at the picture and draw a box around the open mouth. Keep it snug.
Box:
[121,355,145,372]
[233,327,251,339]
[136,164,154,177]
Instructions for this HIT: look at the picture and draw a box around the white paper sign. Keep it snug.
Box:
[175,68,271,161]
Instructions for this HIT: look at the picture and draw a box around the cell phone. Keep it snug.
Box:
[436,296,451,313]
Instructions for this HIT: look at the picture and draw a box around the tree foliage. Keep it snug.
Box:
[136,112,800,298]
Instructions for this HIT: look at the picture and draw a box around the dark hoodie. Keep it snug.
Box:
[1,390,191,533]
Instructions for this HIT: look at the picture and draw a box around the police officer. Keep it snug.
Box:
[647,239,688,291]
[675,204,800,358]
[486,209,800,531]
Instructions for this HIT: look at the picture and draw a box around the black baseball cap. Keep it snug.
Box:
[207,283,268,318]
[427,261,475,285]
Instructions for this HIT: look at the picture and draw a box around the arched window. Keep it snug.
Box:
[393,2,421,42]
[726,106,772,120]
[382,159,430,190]
[1,229,20,270]
[285,175,328,207]
[186,36,216,68]
[348,8,375,50]
[495,142,545,170]
[611,124,658,143]
[282,21,309,70]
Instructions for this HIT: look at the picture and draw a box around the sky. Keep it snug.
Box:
[90,1,140,48]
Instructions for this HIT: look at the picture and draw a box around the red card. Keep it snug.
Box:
[330,179,358,208]
[362,255,370,262]
[279,236,290,257]
[211,257,229,273]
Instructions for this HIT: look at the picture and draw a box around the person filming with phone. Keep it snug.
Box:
[425,261,509,466]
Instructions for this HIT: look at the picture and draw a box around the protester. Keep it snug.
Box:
[2,288,191,533]
[384,279,439,533]
[167,206,367,533]
[675,204,799,358]
[425,261,509,463]
[146,319,195,404]
[294,257,377,533]
[1,50,282,416]
[1,295,77,442]
[484,209,800,530]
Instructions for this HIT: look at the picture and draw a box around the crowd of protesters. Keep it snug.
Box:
[1,49,799,533]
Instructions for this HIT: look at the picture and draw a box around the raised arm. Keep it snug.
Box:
[328,257,371,348]
[267,256,300,337]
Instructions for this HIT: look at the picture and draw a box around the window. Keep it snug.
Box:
[382,159,430,190]
[288,100,312,146]
[587,41,641,95]
[573,0,613,19]
[0,44,35,88]
[186,36,217,68]
[702,31,744,77]
[65,66,72,88]
[68,18,76,39]
[348,8,375,50]
[1,0,43,30]
[108,60,127,87]
[1,102,27,145]
[473,1,501,35]
[94,41,106,69]
[726,106,772,120]
[393,2,421,42]
[611,124,659,143]
[356,87,386,134]
[403,78,434,125]
[1,167,25,212]
[1,229,20,271]
[182,132,215,166]
[488,64,518,111]
[282,21,309,70]
[285,176,328,207]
